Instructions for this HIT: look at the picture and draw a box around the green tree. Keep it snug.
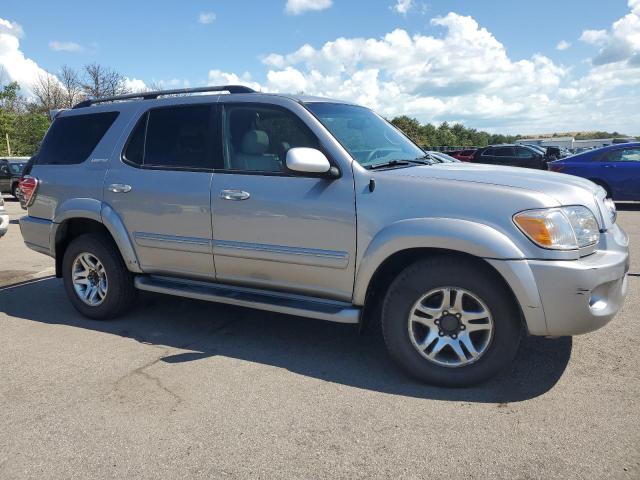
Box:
[390,116,424,145]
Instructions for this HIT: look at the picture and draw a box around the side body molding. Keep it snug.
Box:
[352,218,526,306]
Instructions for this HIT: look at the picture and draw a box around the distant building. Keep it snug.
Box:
[515,137,636,151]
[516,137,574,149]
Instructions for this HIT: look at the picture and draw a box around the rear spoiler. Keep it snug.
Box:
[49,109,67,121]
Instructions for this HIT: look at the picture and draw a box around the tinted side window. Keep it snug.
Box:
[482,148,496,156]
[123,113,147,165]
[606,148,640,162]
[143,106,212,169]
[37,112,119,165]
[222,104,319,173]
[515,147,535,158]
[494,147,514,157]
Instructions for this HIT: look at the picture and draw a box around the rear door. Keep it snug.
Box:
[210,102,356,301]
[492,147,516,167]
[477,148,497,165]
[513,146,543,169]
[600,147,640,200]
[103,104,216,280]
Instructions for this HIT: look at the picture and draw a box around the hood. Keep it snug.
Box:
[381,162,601,205]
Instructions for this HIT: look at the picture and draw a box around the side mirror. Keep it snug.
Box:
[286,148,338,177]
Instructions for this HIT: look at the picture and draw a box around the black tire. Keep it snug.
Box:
[381,256,522,387]
[11,182,18,198]
[62,233,137,320]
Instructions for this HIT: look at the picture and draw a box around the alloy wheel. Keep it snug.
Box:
[408,287,494,367]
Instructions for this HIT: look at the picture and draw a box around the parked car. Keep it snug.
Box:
[0,157,28,198]
[426,151,460,163]
[549,142,640,200]
[19,85,628,386]
[447,149,476,162]
[473,144,552,169]
[0,197,8,237]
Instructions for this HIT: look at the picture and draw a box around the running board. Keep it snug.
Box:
[134,275,361,324]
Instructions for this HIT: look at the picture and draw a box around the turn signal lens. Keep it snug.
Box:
[514,206,600,250]
[514,209,577,249]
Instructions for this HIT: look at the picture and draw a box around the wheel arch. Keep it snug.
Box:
[353,218,525,306]
[354,218,532,333]
[51,202,141,278]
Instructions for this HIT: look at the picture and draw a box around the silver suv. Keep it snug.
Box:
[19,85,629,386]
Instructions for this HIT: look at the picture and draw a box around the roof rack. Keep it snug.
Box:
[73,85,256,109]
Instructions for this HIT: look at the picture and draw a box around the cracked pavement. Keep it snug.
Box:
[1,196,639,479]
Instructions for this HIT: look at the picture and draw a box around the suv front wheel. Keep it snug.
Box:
[62,233,136,320]
[382,257,522,387]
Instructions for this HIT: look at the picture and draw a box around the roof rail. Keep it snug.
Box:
[72,85,256,109]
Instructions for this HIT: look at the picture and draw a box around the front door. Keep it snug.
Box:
[211,103,356,301]
[104,104,216,280]
[600,147,640,200]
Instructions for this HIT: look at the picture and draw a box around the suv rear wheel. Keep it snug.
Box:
[381,257,522,387]
[62,233,136,320]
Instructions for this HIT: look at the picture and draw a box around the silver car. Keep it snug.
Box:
[0,197,8,237]
[18,85,629,386]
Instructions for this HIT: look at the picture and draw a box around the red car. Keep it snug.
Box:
[447,149,477,162]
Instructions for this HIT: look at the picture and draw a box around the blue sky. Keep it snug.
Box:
[1,0,639,134]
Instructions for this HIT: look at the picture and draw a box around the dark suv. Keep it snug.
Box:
[472,144,551,169]
[0,157,28,197]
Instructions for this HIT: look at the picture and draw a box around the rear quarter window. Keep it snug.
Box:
[36,112,119,165]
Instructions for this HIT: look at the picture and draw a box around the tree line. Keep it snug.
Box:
[0,64,636,157]
[0,63,132,156]
[389,116,520,149]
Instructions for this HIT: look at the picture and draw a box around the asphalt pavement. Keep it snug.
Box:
[1,195,639,479]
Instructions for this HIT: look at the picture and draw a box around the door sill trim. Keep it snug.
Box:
[134,275,360,324]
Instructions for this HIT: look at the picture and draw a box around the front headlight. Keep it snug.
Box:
[513,206,600,250]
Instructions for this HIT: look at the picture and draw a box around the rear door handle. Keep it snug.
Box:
[220,189,250,201]
[108,183,132,193]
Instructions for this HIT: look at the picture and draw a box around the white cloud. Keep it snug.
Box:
[580,0,640,67]
[0,17,51,92]
[556,40,571,50]
[49,40,83,52]
[285,0,332,15]
[392,0,413,15]
[580,29,608,45]
[198,12,216,24]
[207,69,263,91]
[124,78,147,92]
[240,10,640,133]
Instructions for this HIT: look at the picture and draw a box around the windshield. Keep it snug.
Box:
[306,103,426,168]
[428,151,459,163]
[9,163,25,174]
[526,145,546,154]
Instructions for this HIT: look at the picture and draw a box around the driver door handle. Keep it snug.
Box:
[108,183,132,193]
[220,189,251,201]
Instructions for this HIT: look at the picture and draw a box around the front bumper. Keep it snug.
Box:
[490,224,630,337]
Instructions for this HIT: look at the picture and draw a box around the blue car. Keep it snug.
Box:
[549,142,640,200]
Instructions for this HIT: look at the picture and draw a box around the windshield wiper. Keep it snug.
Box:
[365,158,432,170]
